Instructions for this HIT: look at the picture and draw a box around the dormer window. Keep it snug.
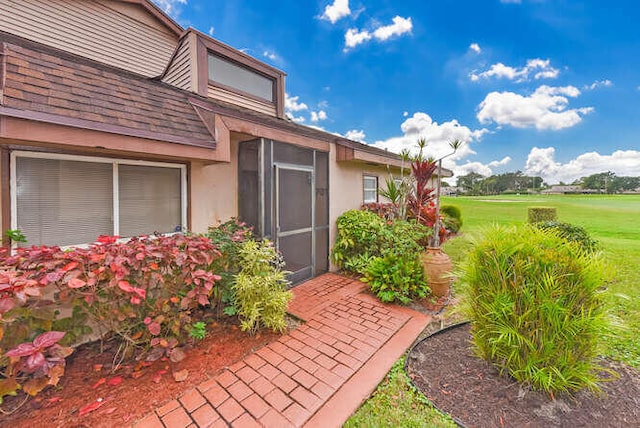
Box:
[208,53,274,102]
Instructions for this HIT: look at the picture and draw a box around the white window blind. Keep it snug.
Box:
[363,175,378,203]
[16,157,113,247]
[119,165,182,237]
[13,154,185,248]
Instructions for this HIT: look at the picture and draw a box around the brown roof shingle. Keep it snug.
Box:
[0,33,216,148]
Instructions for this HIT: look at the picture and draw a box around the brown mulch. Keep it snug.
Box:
[406,323,640,428]
[0,317,281,427]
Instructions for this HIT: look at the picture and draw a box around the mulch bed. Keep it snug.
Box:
[0,317,281,427]
[406,323,640,428]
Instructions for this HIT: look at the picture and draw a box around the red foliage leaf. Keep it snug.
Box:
[67,278,87,289]
[133,287,146,299]
[147,322,161,336]
[25,352,46,371]
[0,297,16,314]
[107,376,123,387]
[5,342,37,357]
[62,261,79,272]
[117,280,134,293]
[33,331,66,349]
[97,235,118,244]
[92,378,107,389]
[79,399,105,416]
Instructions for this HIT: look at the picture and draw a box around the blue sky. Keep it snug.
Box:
[154,0,640,184]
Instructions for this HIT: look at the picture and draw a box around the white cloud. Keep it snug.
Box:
[263,50,278,61]
[373,16,413,41]
[208,26,214,36]
[525,147,640,184]
[345,28,373,49]
[285,94,308,113]
[470,58,559,82]
[448,156,511,182]
[488,156,512,168]
[584,79,613,90]
[321,0,351,24]
[372,112,486,162]
[455,161,494,177]
[344,16,413,51]
[290,115,306,123]
[477,85,593,130]
[310,110,328,122]
[152,0,186,16]
[345,129,366,142]
[469,43,481,53]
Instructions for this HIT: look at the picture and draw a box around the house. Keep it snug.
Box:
[541,185,600,195]
[0,0,449,282]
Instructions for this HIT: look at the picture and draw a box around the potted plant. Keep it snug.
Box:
[406,139,461,298]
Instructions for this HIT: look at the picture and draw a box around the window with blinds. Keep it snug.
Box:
[13,153,185,247]
[363,175,378,203]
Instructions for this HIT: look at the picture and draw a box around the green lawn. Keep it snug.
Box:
[346,194,639,426]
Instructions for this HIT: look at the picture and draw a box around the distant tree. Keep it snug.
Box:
[457,172,485,195]
[582,172,617,193]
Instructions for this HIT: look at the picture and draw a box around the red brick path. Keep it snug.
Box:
[134,273,430,428]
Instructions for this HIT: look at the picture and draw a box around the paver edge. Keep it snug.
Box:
[303,311,431,428]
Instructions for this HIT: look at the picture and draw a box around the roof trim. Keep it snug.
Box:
[0,106,216,148]
[115,0,184,36]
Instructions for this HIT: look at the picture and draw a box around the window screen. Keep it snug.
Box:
[363,175,378,203]
[14,155,184,247]
[208,54,274,102]
[119,165,182,237]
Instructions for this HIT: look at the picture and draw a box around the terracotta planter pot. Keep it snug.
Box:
[421,247,452,298]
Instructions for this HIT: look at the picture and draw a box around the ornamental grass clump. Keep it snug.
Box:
[458,225,611,394]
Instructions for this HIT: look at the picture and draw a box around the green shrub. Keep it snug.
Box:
[441,204,463,234]
[332,210,430,275]
[205,218,254,314]
[458,225,610,394]
[441,204,462,222]
[528,206,557,223]
[387,219,431,255]
[332,210,389,270]
[362,253,429,304]
[233,240,292,334]
[535,221,599,253]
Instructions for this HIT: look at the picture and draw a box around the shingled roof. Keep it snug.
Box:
[0,32,434,171]
[0,32,216,147]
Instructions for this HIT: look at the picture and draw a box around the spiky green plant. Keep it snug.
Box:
[233,240,292,334]
[458,225,612,394]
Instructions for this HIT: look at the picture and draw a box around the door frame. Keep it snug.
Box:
[274,162,315,281]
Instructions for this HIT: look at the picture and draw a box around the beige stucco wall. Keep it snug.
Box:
[189,140,239,233]
[328,143,400,270]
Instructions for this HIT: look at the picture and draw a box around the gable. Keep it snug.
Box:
[0,0,181,77]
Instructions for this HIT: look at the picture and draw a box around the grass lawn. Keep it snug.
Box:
[346,194,639,426]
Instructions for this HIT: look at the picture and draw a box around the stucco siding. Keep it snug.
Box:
[189,140,238,233]
[208,85,277,117]
[328,143,393,270]
[0,0,178,77]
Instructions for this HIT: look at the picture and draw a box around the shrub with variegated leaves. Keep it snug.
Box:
[0,234,223,402]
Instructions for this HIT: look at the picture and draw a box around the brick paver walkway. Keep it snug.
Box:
[135,273,431,428]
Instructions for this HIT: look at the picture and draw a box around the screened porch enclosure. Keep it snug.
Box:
[238,139,329,284]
